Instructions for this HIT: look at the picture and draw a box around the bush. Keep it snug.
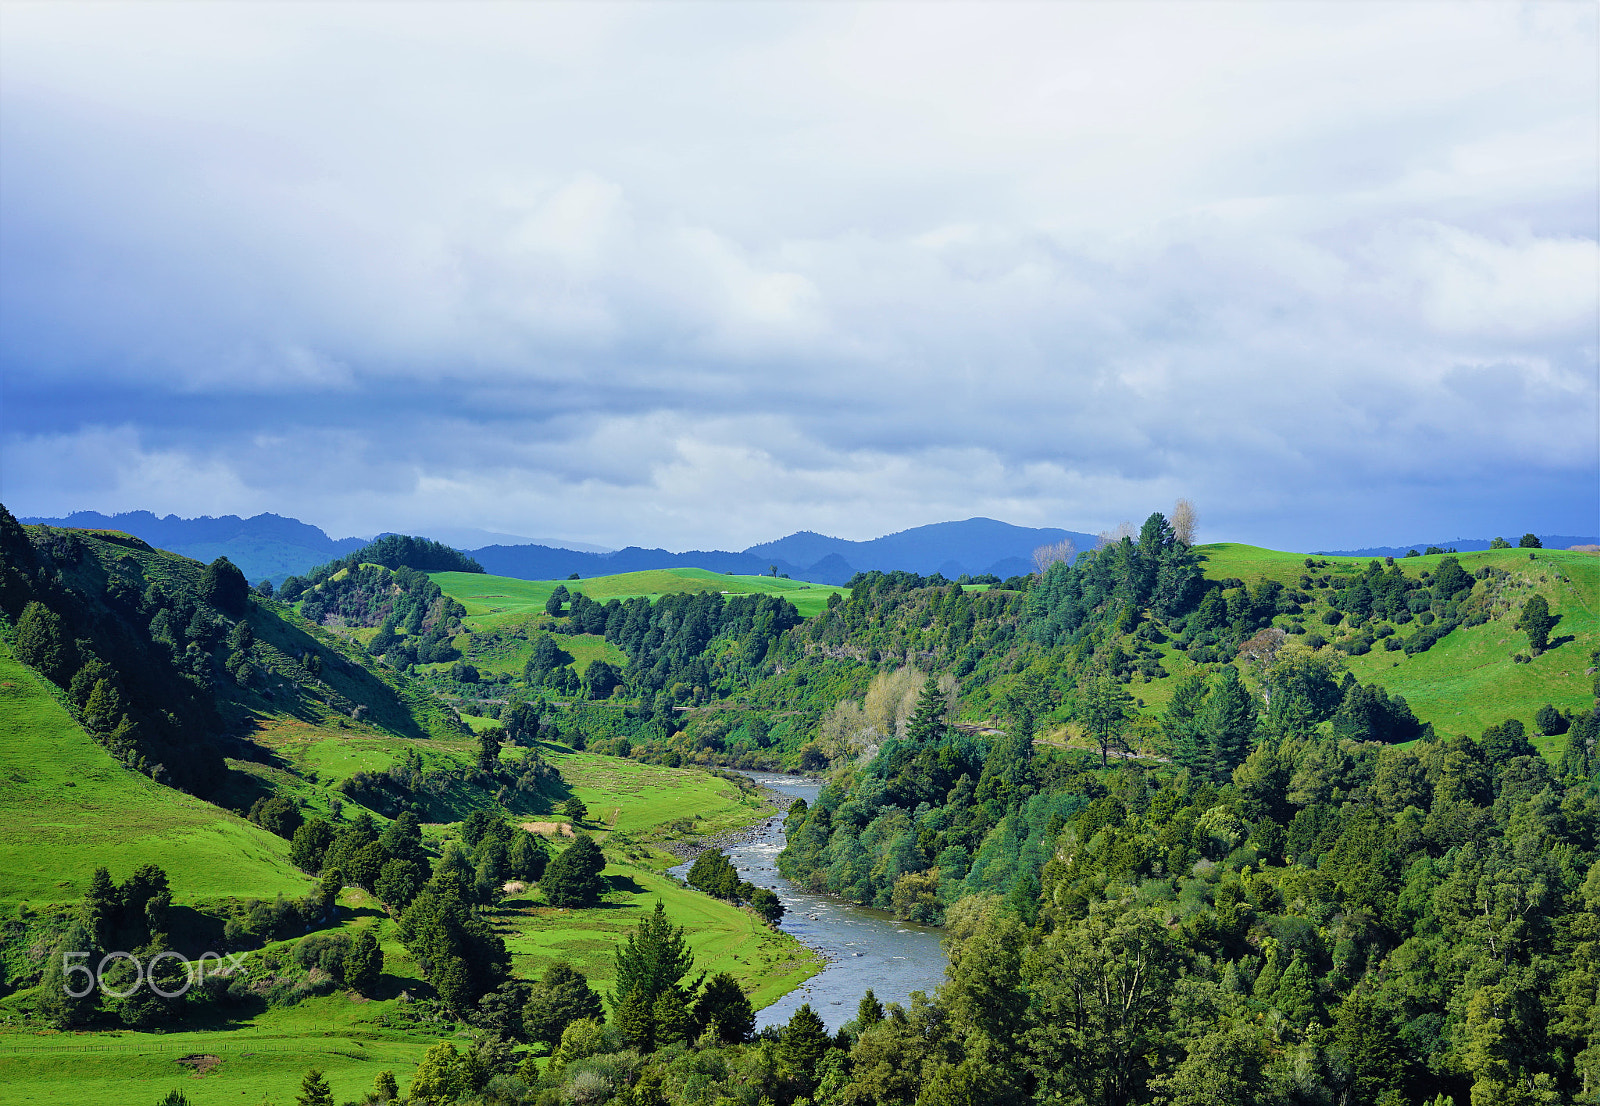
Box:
[1535,704,1569,736]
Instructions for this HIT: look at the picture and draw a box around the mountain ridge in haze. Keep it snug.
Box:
[19,510,1096,587]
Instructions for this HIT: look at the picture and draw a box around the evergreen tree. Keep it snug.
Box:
[1076,666,1133,769]
[780,1004,831,1096]
[294,1067,334,1106]
[1163,669,1209,775]
[344,928,381,995]
[905,676,949,743]
[1200,665,1256,783]
[613,901,696,1011]
[857,988,884,1027]
[693,972,756,1044]
[14,600,68,682]
[541,834,606,907]
[523,962,605,1046]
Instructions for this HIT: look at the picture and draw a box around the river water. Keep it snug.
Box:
[670,773,948,1032]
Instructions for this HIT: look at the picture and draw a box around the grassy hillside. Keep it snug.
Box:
[1197,543,1598,746]
[433,567,848,624]
[0,642,309,906]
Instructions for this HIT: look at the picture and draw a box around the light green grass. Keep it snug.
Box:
[0,644,311,906]
[498,859,819,1012]
[433,568,848,625]
[1343,550,1598,737]
[1194,545,1598,742]
[543,748,769,840]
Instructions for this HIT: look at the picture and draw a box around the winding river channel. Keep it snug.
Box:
[671,773,948,1032]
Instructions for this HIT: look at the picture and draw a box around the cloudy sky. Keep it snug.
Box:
[1,1,1594,551]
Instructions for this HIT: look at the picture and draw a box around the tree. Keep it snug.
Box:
[1022,905,1183,1106]
[295,1067,334,1106]
[371,1071,399,1103]
[374,858,427,912]
[562,796,589,823]
[475,727,503,773]
[905,676,951,744]
[1519,533,1543,548]
[541,834,606,907]
[613,901,696,1012]
[199,556,250,616]
[396,874,511,1010]
[1491,536,1512,549]
[1032,539,1077,576]
[584,660,622,700]
[406,1041,471,1106]
[13,600,67,682]
[779,1004,830,1096]
[693,972,755,1044]
[1535,703,1569,737]
[858,988,885,1027]
[523,962,605,1046]
[544,584,569,617]
[344,928,381,995]
[1517,594,1555,654]
[750,887,784,925]
[1077,666,1133,769]
[1170,498,1198,545]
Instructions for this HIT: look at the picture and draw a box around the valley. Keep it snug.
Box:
[0,504,1596,1104]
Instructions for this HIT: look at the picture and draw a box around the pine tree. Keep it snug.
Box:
[613,901,695,1010]
[905,676,949,743]
[693,972,756,1044]
[295,1067,334,1106]
[1199,666,1256,784]
[857,988,884,1027]
[779,1003,830,1096]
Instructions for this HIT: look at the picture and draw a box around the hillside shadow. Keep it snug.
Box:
[606,874,644,895]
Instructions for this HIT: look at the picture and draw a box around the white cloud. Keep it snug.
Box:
[1,2,1594,549]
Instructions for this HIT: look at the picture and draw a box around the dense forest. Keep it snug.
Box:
[3,503,1595,1104]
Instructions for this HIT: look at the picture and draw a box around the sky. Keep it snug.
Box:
[1,1,1595,552]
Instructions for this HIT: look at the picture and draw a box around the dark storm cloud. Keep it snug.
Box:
[1,2,1594,550]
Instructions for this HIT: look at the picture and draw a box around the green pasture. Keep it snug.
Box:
[497,857,819,1013]
[0,645,310,907]
[450,629,628,682]
[433,567,848,625]
[541,747,768,841]
[1344,550,1598,738]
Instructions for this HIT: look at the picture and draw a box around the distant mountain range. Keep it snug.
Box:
[19,510,1095,587]
[470,519,1098,585]
[1314,535,1598,558]
[30,509,1589,589]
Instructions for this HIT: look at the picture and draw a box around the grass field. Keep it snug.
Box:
[496,858,818,1013]
[433,567,849,624]
[1195,544,1598,747]
[541,747,770,841]
[0,643,311,907]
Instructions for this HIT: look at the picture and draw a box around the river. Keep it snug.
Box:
[670,772,948,1032]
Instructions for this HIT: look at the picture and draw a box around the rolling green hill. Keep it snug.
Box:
[0,641,309,906]
[1197,543,1598,742]
[433,566,848,624]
